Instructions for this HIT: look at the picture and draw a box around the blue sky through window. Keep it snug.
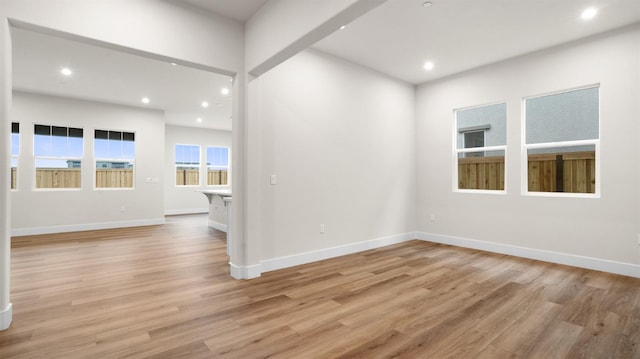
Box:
[95,138,135,159]
[207,147,229,169]
[34,125,84,169]
[11,133,19,156]
[34,135,83,158]
[35,158,80,168]
[175,144,200,166]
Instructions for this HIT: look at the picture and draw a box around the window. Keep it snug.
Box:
[10,123,18,190]
[455,103,506,191]
[34,124,84,189]
[95,130,135,188]
[175,144,200,186]
[464,130,485,149]
[524,86,599,195]
[206,146,229,186]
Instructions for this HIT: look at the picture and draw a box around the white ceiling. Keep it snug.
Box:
[12,27,234,131]
[178,0,268,21]
[314,0,640,84]
[11,0,640,129]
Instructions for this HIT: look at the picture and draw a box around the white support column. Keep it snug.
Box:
[230,69,263,279]
[0,17,13,331]
[228,70,264,280]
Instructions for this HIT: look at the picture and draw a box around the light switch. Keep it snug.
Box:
[270,174,277,185]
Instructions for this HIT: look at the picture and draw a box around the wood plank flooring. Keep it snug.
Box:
[1,214,640,358]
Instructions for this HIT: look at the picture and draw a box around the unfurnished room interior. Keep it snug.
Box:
[1,0,640,358]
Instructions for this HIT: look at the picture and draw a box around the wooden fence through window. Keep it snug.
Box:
[458,156,505,190]
[207,170,228,186]
[528,151,595,193]
[458,151,595,193]
[31,169,134,189]
[175,169,228,186]
[16,168,229,189]
[11,168,16,189]
[176,169,199,186]
[96,169,134,188]
[35,168,81,189]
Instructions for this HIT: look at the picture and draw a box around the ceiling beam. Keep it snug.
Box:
[245,0,387,77]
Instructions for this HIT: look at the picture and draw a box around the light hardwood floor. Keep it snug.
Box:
[1,214,639,358]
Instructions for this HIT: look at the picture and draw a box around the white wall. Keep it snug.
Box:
[164,124,231,215]
[257,49,416,260]
[241,0,386,274]
[11,92,165,234]
[416,26,640,269]
[0,18,11,329]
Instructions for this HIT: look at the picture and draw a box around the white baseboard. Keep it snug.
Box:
[164,208,208,216]
[260,232,416,274]
[207,220,228,233]
[415,232,640,278]
[0,303,12,331]
[11,218,166,237]
[229,262,261,280]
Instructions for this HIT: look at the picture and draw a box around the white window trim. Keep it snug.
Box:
[453,103,507,194]
[33,124,85,191]
[175,143,201,187]
[93,128,136,191]
[521,85,601,198]
[11,124,19,191]
[205,146,231,187]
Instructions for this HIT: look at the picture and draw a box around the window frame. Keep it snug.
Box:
[521,84,600,198]
[175,143,201,187]
[205,146,230,187]
[453,102,508,194]
[10,122,19,191]
[33,124,84,191]
[463,130,485,150]
[93,129,136,190]
[462,130,486,158]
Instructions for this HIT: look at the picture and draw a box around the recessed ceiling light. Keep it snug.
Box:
[423,61,435,71]
[340,25,346,30]
[141,97,150,104]
[423,1,433,7]
[221,88,230,95]
[202,101,209,108]
[60,68,73,76]
[581,7,598,20]
[196,117,202,123]
[170,62,177,66]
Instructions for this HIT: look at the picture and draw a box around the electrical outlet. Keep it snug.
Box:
[320,224,325,234]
